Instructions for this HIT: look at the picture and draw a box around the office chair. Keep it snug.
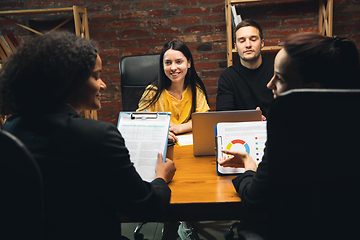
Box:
[224,221,265,240]
[266,89,360,240]
[119,54,160,111]
[119,54,162,240]
[0,130,45,240]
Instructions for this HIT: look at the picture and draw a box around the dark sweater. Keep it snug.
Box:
[216,58,274,117]
[232,144,268,214]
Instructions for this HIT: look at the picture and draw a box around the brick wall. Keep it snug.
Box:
[1,0,359,125]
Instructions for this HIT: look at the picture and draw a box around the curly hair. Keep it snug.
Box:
[0,30,98,115]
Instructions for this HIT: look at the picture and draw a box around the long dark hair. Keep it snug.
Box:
[139,40,209,115]
[284,33,360,89]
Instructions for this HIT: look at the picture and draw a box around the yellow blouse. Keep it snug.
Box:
[137,85,210,124]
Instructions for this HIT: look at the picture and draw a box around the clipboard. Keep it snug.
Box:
[117,112,171,182]
[215,121,267,176]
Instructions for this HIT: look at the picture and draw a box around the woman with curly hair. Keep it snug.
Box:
[137,40,210,141]
[0,31,175,240]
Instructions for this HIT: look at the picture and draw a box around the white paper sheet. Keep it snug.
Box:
[176,134,193,146]
[117,112,170,182]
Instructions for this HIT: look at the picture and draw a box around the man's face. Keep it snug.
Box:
[235,26,264,64]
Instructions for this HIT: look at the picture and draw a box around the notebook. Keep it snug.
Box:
[192,110,262,156]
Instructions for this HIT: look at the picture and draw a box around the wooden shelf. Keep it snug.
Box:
[0,7,74,16]
[0,6,89,39]
[225,0,333,67]
[0,6,96,120]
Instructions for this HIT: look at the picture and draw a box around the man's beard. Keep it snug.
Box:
[239,50,261,62]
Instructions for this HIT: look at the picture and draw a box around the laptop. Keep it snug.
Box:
[192,110,262,156]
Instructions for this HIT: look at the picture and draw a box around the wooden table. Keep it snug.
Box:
[123,144,244,239]
[123,144,244,223]
[157,144,244,222]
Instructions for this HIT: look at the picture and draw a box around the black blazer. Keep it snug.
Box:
[3,104,171,240]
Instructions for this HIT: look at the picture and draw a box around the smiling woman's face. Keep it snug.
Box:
[163,49,190,84]
[71,54,107,112]
[267,49,304,98]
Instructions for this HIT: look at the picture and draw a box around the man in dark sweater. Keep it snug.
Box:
[216,19,274,119]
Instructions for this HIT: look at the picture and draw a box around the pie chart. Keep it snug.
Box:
[226,139,250,154]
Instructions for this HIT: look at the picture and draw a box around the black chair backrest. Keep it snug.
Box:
[119,54,160,111]
[0,130,45,239]
[266,89,360,240]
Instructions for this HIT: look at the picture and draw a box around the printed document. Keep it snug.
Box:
[117,112,170,182]
[216,121,267,175]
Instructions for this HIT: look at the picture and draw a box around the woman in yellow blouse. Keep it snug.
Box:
[137,40,209,141]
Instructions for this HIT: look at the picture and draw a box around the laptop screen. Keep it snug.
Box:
[192,110,262,156]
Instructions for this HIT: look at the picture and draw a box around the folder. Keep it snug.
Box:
[117,112,171,182]
[0,36,11,56]
[3,35,16,52]
[5,33,19,48]
[0,43,6,60]
[231,5,242,28]
[215,121,267,176]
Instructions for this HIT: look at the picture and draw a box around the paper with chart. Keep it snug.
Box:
[216,121,267,175]
[117,112,170,182]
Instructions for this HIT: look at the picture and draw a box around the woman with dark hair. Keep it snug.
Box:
[0,31,176,240]
[137,40,210,141]
[267,32,360,95]
[218,33,360,238]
